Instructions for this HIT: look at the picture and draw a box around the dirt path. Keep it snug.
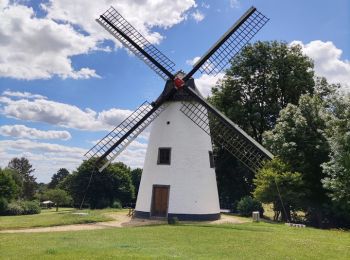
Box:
[0,213,248,234]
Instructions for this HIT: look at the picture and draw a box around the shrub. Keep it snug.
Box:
[168,217,179,225]
[111,200,122,209]
[23,200,41,214]
[6,201,24,215]
[5,200,41,215]
[237,196,264,217]
[0,197,8,215]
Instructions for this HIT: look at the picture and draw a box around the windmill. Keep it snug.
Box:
[85,6,273,220]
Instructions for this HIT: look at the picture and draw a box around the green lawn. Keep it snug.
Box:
[0,208,114,230]
[1,221,349,259]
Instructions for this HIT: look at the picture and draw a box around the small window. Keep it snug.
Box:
[209,151,215,168]
[157,148,171,165]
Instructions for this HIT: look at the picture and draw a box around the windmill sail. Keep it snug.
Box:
[184,7,269,80]
[181,86,273,173]
[97,6,175,80]
[85,101,167,172]
[88,6,272,173]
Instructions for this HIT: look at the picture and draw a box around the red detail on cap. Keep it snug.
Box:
[174,77,184,89]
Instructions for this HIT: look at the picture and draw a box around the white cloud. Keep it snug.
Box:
[0,137,147,182]
[0,124,71,140]
[291,40,350,90]
[2,90,47,99]
[0,3,99,80]
[202,3,210,9]
[229,0,240,9]
[0,0,196,80]
[0,94,133,131]
[191,10,205,22]
[195,73,225,97]
[186,56,201,66]
[117,140,147,169]
[0,139,86,182]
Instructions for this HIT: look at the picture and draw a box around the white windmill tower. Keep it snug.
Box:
[86,6,272,220]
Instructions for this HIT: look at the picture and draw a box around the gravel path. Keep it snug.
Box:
[0,213,248,234]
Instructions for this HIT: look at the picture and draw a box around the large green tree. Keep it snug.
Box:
[7,157,37,200]
[322,95,350,226]
[263,94,330,226]
[253,158,304,221]
[0,168,19,201]
[210,41,315,205]
[131,168,142,202]
[68,159,134,208]
[44,189,72,211]
[48,168,70,189]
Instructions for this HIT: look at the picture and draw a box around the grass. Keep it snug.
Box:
[1,220,349,259]
[0,208,114,230]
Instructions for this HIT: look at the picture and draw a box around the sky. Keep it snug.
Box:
[0,0,349,183]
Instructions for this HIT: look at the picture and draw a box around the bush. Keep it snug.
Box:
[168,217,179,225]
[23,200,41,214]
[6,201,24,215]
[237,196,264,217]
[0,197,8,215]
[111,200,122,209]
[5,200,41,215]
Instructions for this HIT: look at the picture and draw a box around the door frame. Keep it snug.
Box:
[150,184,170,218]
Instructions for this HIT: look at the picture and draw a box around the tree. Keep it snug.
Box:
[253,158,304,221]
[131,168,142,201]
[211,41,315,143]
[0,168,19,201]
[48,168,70,189]
[263,94,330,225]
[209,41,315,204]
[45,189,72,211]
[322,95,350,227]
[7,157,37,200]
[68,159,134,208]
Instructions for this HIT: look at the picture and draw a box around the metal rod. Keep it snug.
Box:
[183,6,256,81]
[100,15,175,80]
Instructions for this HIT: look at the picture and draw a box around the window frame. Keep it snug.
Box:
[157,147,172,165]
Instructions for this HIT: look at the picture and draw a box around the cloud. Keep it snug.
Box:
[191,10,205,22]
[0,124,71,140]
[229,0,240,9]
[2,90,47,99]
[0,94,134,131]
[195,73,225,97]
[291,40,350,90]
[0,1,196,80]
[186,56,201,66]
[0,3,99,80]
[0,139,86,182]
[0,137,147,183]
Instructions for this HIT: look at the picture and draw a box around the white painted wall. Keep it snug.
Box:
[135,101,220,215]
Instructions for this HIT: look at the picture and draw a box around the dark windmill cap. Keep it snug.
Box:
[156,71,203,103]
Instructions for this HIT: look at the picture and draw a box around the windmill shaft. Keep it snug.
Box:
[99,15,174,80]
[184,7,256,81]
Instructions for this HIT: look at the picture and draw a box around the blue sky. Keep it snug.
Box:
[0,0,349,183]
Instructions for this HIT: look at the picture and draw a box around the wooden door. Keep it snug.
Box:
[151,185,169,217]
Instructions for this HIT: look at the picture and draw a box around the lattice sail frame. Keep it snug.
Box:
[196,8,269,76]
[85,101,167,171]
[96,6,175,80]
[180,101,273,173]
